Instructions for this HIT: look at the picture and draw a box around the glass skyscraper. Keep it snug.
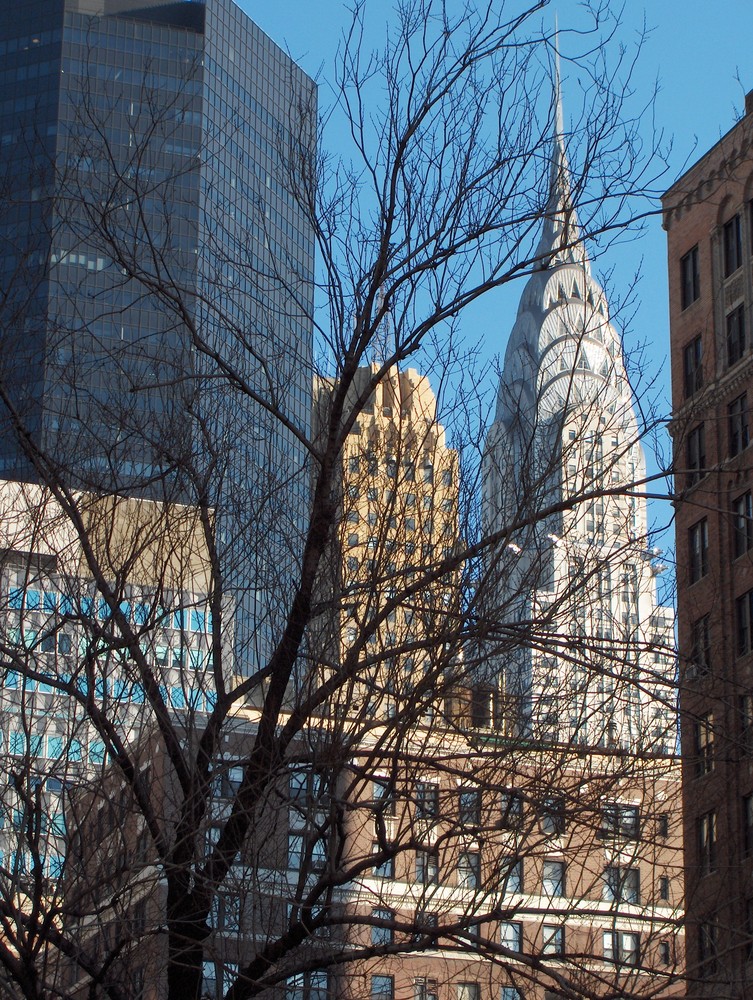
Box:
[0,0,316,671]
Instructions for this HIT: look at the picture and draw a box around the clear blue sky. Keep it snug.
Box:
[241,0,753,548]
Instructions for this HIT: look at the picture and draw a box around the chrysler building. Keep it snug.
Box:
[482,78,675,754]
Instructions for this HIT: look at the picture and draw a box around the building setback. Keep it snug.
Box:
[0,0,316,671]
[664,88,753,995]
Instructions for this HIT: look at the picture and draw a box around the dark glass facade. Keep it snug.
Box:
[0,0,316,670]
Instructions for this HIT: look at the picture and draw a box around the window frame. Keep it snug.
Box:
[688,518,709,584]
[680,245,701,309]
[724,213,743,277]
[729,393,750,456]
[698,810,717,875]
[686,423,706,486]
[683,334,703,397]
[727,304,746,367]
[695,712,714,776]
[542,859,565,898]
[734,491,753,558]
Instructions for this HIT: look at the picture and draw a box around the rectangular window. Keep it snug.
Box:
[727,304,746,366]
[457,851,481,890]
[743,794,753,856]
[683,334,703,397]
[542,925,564,956]
[500,790,523,829]
[729,393,750,455]
[742,694,753,752]
[416,781,439,819]
[414,979,438,1000]
[600,803,639,840]
[686,424,706,486]
[690,614,712,675]
[500,922,523,952]
[734,492,753,557]
[371,977,394,1000]
[503,859,523,895]
[688,518,708,584]
[659,876,670,901]
[542,860,565,897]
[724,214,743,276]
[372,844,395,879]
[603,866,640,904]
[456,984,478,1000]
[695,712,714,776]
[735,590,753,656]
[603,931,640,965]
[459,788,481,826]
[416,849,439,885]
[540,796,566,835]
[371,908,394,946]
[373,778,396,817]
[681,246,700,308]
[699,916,718,977]
[501,991,522,1000]
[698,811,717,875]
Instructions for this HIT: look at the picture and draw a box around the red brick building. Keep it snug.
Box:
[664,89,753,996]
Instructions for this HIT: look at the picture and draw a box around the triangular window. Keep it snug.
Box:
[572,280,581,299]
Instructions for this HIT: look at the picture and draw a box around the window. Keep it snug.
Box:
[734,492,753,557]
[688,519,708,584]
[371,908,394,946]
[459,788,481,826]
[735,590,753,655]
[695,712,714,776]
[456,984,479,1000]
[542,860,565,897]
[287,972,329,1000]
[686,424,706,485]
[503,859,523,894]
[500,922,523,952]
[603,931,640,965]
[414,979,438,1000]
[698,916,718,977]
[542,925,564,956]
[698,811,717,875]
[659,876,670,902]
[727,304,746,366]
[500,790,523,829]
[371,977,394,1000]
[657,813,669,838]
[471,687,492,728]
[743,794,753,857]
[730,393,750,455]
[372,844,395,879]
[414,909,438,941]
[501,990,522,1000]
[600,803,639,840]
[742,694,753,752]
[683,334,703,397]
[724,214,743,276]
[416,849,439,885]
[540,796,566,836]
[681,246,701,308]
[603,866,640,904]
[416,781,439,819]
[690,615,712,675]
[457,851,481,890]
[373,778,396,817]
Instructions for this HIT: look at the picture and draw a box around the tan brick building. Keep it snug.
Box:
[664,89,753,996]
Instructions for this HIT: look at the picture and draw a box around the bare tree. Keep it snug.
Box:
[0,2,682,1000]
